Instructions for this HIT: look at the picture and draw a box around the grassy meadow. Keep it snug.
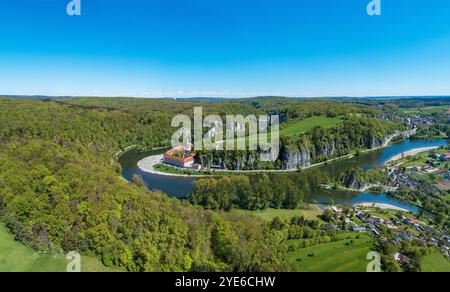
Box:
[231,207,323,222]
[280,116,343,139]
[286,233,373,272]
[0,223,112,272]
[421,252,450,272]
[399,106,450,116]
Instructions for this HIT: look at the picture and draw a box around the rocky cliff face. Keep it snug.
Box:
[281,145,311,170]
[344,179,375,191]
[280,132,400,170]
[196,131,403,171]
[195,151,259,170]
[365,135,383,149]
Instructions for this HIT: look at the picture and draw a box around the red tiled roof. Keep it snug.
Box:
[164,146,194,163]
[401,257,409,264]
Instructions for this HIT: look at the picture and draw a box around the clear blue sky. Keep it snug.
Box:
[1,0,450,97]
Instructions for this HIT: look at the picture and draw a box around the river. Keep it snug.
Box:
[119,139,449,211]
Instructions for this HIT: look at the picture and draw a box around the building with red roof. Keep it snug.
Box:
[163,145,195,168]
[439,152,450,162]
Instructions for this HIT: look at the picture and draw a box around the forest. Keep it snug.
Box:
[0,97,288,271]
[191,170,326,211]
[195,115,403,170]
[0,96,427,271]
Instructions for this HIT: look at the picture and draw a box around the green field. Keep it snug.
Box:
[231,207,323,222]
[396,148,447,168]
[0,223,113,272]
[411,173,435,184]
[280,116,343,138]
[153,163,250,176]
[399,106,449,116]
[154,164,201,176]
[421,252,450,272]
[220,115,342,146]
[286,233,373,272]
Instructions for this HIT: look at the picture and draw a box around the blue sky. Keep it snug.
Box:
[1,0,450,97]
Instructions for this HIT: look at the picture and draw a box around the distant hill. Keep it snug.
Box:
[173,97,229,102]
[0,95,73,100]
[359,96,450,100]
[1,95,449,102]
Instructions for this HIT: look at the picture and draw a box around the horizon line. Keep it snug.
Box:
[2,94,450,100]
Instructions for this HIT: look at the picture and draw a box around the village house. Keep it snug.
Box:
[439,152,450,162]
[428,237,439,247]
[394,253,411,266]
[351,226,366,232]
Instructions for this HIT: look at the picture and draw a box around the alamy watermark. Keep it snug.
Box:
[367,0,382,16]
[171,107,280,162]
[67,0,81,16]
[366,251,382,272]
[66,1,380,17]
[66,251,81,272]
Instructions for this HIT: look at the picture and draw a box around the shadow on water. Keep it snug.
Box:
[119,139,448,209]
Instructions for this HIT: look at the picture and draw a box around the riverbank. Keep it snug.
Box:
[386,146,441,164]
[139,155,193,177]
[136,149,372,177]
[124,138,448,212]
[136,132,407,177]
[355,202,411,212]
[138,155,210,177]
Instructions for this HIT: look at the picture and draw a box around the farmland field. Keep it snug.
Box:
[280,116,343,138]
[399,106,449,115]
[0,223,112,272]
[421,106,449,115]
[286,233,373,272]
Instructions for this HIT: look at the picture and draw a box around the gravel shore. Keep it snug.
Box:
[386,146,440,164]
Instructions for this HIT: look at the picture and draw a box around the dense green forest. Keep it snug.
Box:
[282,117,402,162]
[196,116,403,170]
[337,168,390,190]
[1,96,433,272]
[385,97,450,110]
[0,97,287,271]
[234,97,381,120]
[191,170,326,211]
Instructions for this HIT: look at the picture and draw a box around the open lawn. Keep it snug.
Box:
[0,223,113,272]
[280,116,343,138]
[396,147,447,168]
[154,163,203,176]
[286,233,373,272]
[399,106,449,116]
[411,173,434,184]
[421,106,449,115]
[231,207,323,222]
[396,154,429,168]
[421,252,450,272]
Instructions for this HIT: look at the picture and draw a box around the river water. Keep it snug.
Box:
[119,139,449,211]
